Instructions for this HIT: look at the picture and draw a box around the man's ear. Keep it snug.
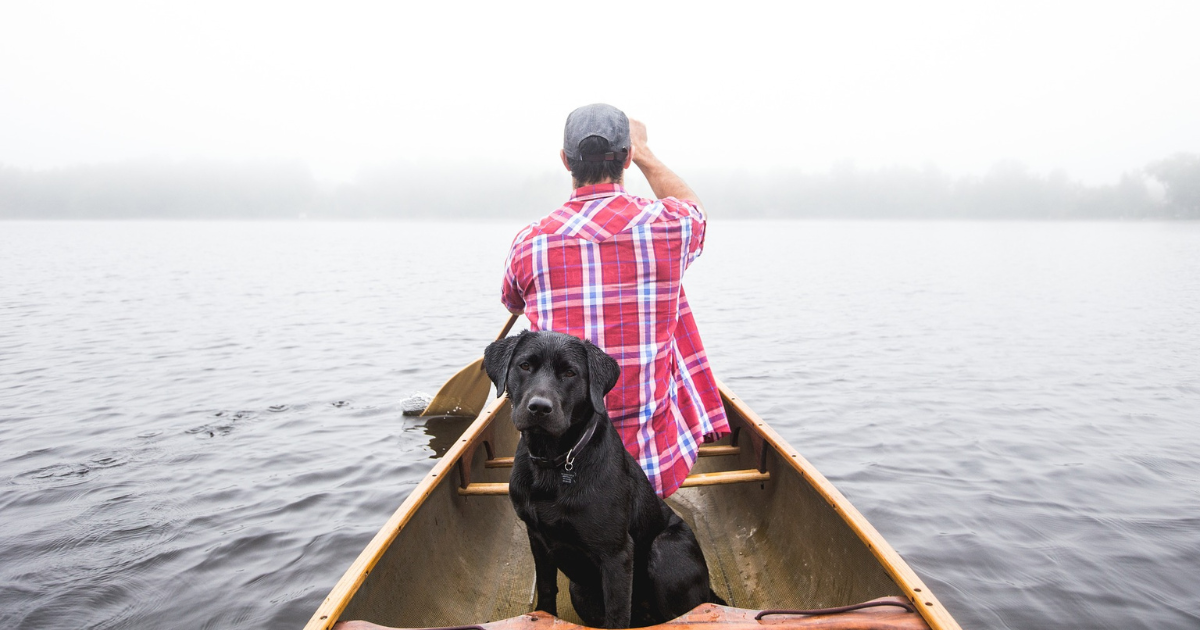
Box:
[560,149,571,172]
[584,340,621,415]
[623,146,634,170]
[484,332,527,398]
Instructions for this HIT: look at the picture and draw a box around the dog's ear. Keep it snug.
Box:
[584,340,621,415]
[484,331,527,397]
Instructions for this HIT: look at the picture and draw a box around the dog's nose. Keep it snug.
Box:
[527,397,553,416]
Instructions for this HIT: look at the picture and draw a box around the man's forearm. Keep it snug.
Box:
[634,148,701,207]
[628,118,703,210]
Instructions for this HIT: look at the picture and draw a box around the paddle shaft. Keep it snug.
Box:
[416,312,522,417]
[480,312,520,372]
[496,312,519,342]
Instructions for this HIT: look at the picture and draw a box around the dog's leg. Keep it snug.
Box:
[569,579,606,627]
[599,535,634,628]
[527,531,558,616]
[646,514,712,622]
[648,513,710,619]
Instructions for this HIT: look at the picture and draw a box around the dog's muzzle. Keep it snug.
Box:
[513,394,569,435]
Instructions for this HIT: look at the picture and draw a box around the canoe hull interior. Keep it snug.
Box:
[340,407,526,626]
[312,386,957,630]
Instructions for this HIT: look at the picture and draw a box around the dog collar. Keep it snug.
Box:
[528,418,598,470]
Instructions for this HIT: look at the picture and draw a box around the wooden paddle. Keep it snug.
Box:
[415,312,520,418]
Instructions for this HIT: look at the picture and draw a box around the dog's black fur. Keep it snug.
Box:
[484,331,722,629]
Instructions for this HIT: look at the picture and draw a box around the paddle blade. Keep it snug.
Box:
[418,356,492,418]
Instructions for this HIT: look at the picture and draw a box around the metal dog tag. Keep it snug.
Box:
[561,449,577,484]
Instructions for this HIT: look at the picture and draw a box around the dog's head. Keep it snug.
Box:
[483,331,620,436]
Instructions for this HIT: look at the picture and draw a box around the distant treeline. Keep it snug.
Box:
[1,154,1198,220]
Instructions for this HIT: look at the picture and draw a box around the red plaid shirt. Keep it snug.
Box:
[501,183,730,497]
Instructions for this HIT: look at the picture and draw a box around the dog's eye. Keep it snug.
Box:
[518,362,531,371]
[562,370,576,378]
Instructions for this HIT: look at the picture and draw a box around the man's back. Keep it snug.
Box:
[502,182,728,497]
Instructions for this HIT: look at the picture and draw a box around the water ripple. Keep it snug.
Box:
[1,220,1198,630]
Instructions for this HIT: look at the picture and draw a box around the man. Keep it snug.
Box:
[500,103,729,498]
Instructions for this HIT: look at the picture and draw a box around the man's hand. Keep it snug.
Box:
[630,118,650,165]
[627,118,702,209]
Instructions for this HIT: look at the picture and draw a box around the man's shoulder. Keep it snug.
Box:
[507,221,539,247]
[509,210,565,243]
[654,195,705,221]
[509,192,701,249]
[588,192,704,229]
[613,191,695,212]
[506,209,574,255]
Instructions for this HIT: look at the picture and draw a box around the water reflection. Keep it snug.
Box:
[415,415,476,458]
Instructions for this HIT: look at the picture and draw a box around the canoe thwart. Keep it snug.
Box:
[697,445,742,457]
[457,482,511,496]
[679,469,770,488]
[459,470,770,496]
[483,445,740,470]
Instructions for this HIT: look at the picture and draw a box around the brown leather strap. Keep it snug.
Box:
[527,417,598,469]
[580,149,628,162]
[755,597,916,619]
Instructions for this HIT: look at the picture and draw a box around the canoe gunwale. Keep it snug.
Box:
[304,396,511,630]
[305,384,961,630]
[714,379,960,630]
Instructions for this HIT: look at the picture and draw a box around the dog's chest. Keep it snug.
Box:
[524,497,587,543]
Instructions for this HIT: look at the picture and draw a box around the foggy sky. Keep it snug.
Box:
[2,1,1198,185]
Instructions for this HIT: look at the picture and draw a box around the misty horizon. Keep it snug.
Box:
[5,3,1200,186]
[2,152,1197,220]
[3,2,1198,221]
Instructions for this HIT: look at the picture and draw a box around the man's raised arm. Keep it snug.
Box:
[629,119,703,210]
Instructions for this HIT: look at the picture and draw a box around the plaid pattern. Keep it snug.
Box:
[501,183,730,497]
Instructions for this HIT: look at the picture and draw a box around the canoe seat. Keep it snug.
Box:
[483,445,741,469]
[459,469,769,496]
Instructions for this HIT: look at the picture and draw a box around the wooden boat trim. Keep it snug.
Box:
[304,397,510,630]
[457,469,771,496]
[679,469,770,487]
[714,379,960,630]
[484,445,741,469]
[696,445,741,457]
[456,482,512,496]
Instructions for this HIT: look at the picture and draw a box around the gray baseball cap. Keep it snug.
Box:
[563,103,630,161]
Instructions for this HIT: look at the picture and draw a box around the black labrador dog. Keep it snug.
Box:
[484,331,722,629]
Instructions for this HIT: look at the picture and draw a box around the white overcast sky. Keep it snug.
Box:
[1,1,1197,184]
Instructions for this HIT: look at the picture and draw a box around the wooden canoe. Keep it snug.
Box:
[305,380,961,630]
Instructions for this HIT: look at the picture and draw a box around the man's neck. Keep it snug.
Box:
[572,177,623,190]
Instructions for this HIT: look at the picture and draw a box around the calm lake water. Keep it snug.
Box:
[1,220,1198,629]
